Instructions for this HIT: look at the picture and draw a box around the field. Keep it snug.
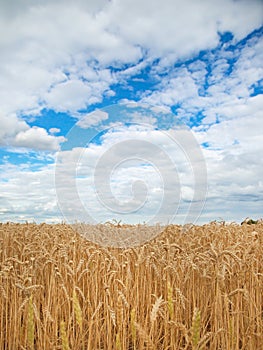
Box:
[0,222,262,349]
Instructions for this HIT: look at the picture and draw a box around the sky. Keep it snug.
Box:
[0,0,262,225]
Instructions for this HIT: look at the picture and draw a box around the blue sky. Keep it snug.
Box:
[0,0,262,224]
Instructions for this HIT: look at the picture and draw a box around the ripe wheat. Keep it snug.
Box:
[0,221,262,349]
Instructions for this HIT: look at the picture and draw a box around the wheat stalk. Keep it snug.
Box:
[60,320,71,350]
[150,296,163,323]
[27,295,34,349]
[191,307,201,349]
[72,290,83,331]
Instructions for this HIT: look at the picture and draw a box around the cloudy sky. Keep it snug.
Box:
[0,0,262,225]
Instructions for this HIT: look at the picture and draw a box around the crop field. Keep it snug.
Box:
[0,222,262,349]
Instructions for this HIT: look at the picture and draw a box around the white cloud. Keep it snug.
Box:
[14,127,66,151]
[0,162,61,223]
[141,31,263,127]
[0,112,65,151]
[44,80,94,112]
[143,67,199,106]
[49,128,60,134]
[55,125,206,224]
[191,95,263,222]
[137,31,262,223]
[0,0,262,118]
[215,94,262,121]
[128,111,157,126]
[76,110,109,128]
[0,113,28,145]
[0,113,261,223]
[105,0,262,58]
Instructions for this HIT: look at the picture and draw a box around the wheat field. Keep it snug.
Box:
[0,221,262,349]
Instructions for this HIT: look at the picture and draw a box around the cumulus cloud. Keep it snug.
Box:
[14,127,66,151]
[0,112,65,151]
[0,113,28,145]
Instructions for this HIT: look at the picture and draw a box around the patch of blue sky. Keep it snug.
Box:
[219,31,234,45]
[132,78,156,97]
[188,111,206,128]
[0,148,53,170]
[101,77,156,108]
[201,142,210,149]
[83,127,113,147]
[196,55,231,92]
[0,150,11,165]
[0,149,28,166]
[28,109,76,135]
[249,79,263,96]
[58,105,146,149]
[101,84,134,106]
[25,108,102,150]
[60,126,98,150]
[170,104,182,115]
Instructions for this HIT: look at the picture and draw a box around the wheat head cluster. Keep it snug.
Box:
[0,221,262,349]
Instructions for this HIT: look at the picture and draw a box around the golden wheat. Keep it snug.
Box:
[0,221,262,349]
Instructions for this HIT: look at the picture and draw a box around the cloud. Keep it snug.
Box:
[194,94,263,151]
[143,67,199,106]
[0,113,28,145]
[49,128,61,134]
[44,74,116,113]
[0,162,61,223]
[0,115,261,223]
[136,30,262,223]
[105,0,262,58]
[191,94,263,221]
[45,80,93,112]
[141,30,263,126]
[76,110,109,128]
[14,127,66,151]
[0,0,138,116]
[55,125,206,224]
[0,0,262,118]
[129,111,157,125]
[0,112,65,151]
